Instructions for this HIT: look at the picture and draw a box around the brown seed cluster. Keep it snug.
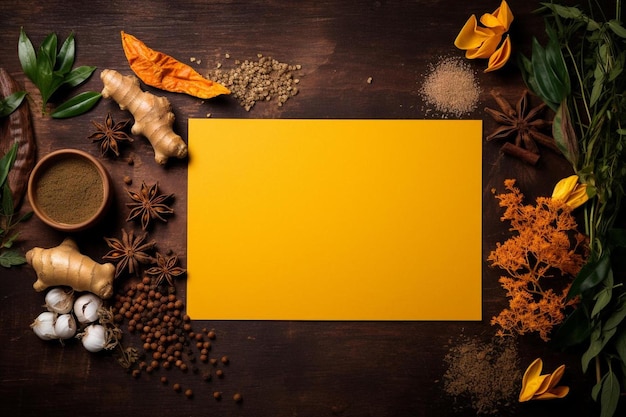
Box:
[113,276,241,402]
[207,53,302,111]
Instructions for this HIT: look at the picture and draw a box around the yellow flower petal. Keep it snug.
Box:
[454,14,496,50]
[535,364,566,395]
[552,175,589,209]
[519,358,545,402]
[465,33,502,59]
[485,35,511,72]
[479,13,507,34]
[533,385,570,400]
[488,0,514,31]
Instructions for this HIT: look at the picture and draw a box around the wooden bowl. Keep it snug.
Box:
[27,149,111,232]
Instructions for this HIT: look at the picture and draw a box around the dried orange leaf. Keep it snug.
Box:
[120,31,230,99]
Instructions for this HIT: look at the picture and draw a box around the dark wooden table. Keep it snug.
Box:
[0,1,614,416]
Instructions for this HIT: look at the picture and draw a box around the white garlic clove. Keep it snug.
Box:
[45,287,75,314]
[73,293,103,324]
[54,313,77,339]
[79,324,108,352]
[31,311,58,341]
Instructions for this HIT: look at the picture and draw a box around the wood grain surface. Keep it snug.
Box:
[0,1,616,416]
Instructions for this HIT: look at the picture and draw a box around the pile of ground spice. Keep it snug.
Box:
[442,336,521,415]
[34,156,103,224]
[207,53,302,111]
[419,57,480,117]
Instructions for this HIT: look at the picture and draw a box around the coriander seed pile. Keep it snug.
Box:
[207,53,302,111]
[419,57,480,118]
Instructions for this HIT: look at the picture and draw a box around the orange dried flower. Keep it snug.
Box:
[488,179,588,341]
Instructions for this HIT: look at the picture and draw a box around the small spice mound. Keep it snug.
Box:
[207,54,302,111]
[34,155,103,224]
[443,336,521,415]
[419,57,480,117]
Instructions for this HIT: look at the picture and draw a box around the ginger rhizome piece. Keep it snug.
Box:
[121,31,230,99]
[488,179,588,341]
[26,237,115,299]
[100,69,188,165]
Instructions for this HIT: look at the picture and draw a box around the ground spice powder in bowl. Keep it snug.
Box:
[27,149,111,232]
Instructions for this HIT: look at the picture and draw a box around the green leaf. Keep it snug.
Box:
[568,253,612,298]
[56,32,75,73]
[552,100,579,166]
[553,306,591,348]
[541,3,584,20]
[582,326,616,372]
[51,91,101,119]
[599,370,620,417]
[590,61,605,107]
[0,91,27,118]
[39,33,58,70]
[18,28,38,84]
[530,37,568,110]
[2,182,14,219]
[615,329,626,366]
[604,298,626,331]
[0,142,18,188]
[62,65,96,88]
[608,20,626,38]
[0,250,26,267]
[592,286,613,317]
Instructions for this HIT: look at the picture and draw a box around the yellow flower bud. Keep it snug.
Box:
[551,175,589,209]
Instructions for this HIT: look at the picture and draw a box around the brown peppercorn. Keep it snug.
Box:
[185,389,193,398]
[160,376,168,384]
[213,391,222,400]
[216,369,224,378]
[207,330,216,340]
[221,355,229,365]
[131,369,141,378]
[173,383,182,392]
[233,393,243,403]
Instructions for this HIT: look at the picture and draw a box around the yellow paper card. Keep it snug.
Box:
[188,119,482,321]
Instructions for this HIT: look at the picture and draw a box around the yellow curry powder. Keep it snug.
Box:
[34,156,103,224]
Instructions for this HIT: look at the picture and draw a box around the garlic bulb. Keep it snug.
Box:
[79,324,108,352]
[54,313,77,339]
[45,287,74,314]
[73,293,103,324]
[31,311,58,340]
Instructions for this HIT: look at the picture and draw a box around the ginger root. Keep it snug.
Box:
[100,69,188,165]
[26,238,115,299]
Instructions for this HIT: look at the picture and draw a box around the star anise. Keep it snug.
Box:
[103,228,156,277]
[126,181,174,230]
[146,252,186,288]
[485,90,560,155]
[88,112,133,157]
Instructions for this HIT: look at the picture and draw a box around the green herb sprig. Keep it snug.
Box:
[17,28,101,118]
[520,2,626,416]
[0,142,33,267]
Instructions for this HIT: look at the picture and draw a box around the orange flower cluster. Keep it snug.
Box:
[488,179,588,341]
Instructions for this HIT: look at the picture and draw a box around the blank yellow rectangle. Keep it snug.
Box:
[187,119,482,320]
